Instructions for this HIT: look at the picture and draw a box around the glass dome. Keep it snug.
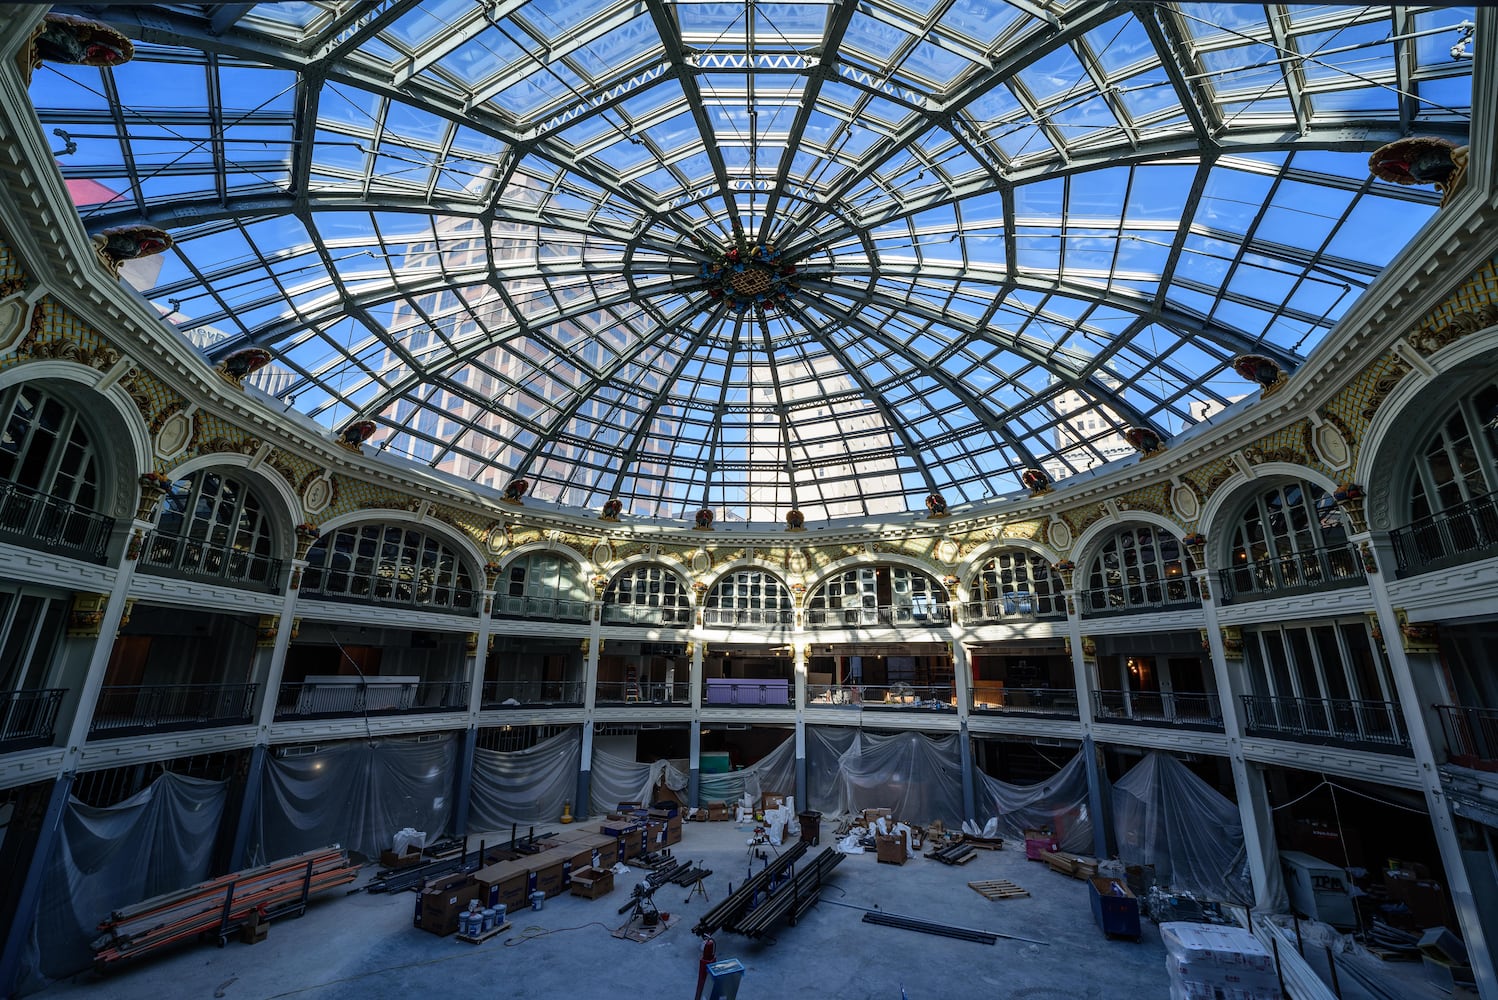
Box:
[28,1,1476,522]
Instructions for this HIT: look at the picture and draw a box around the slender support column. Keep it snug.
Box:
[689,640,706,807]
[959,719,977,823]
[793,641,808,808]
[577,633,602,818]
[688,718,701,810]
[1061,580,1111,858]
[451,725,478,838]
[59,534,143,763]
[0,773,73,999]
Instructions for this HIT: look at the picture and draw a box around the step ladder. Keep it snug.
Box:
[625,665,641,702]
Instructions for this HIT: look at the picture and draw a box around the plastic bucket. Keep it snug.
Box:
[480,907,496,932]
[529,890,546,912]
[493,903,507,924]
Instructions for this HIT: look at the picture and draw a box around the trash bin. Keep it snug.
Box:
[798,811,822,846]
[707,958,745,1000]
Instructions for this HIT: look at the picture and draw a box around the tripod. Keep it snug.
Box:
[618,880,662,929]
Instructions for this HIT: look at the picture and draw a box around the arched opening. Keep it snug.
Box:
[806,565,951,628]
[600,564,691,627]
[1081,525,1198,617]
[702,569,795,628]
[1219,478,1362,602]
[302,522,478,613]
[0,382,114,561]
[142,468,281,591]
[964,548,1064,623]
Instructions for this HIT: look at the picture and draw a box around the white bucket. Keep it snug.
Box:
[529,890,546,912]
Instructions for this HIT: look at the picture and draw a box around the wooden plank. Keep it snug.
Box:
[968,879,1030,900]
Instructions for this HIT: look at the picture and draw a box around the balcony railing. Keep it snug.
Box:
[594,680,692,705]
[481,679,586,708]
[1240,695,1410,752]
[89,683,257,737]
[805,604,952,629]
[1217,541,1365,603]
[969,687,1079,717]
[600,604,693,627]
[702,678,791,707]
[1436,704,1498,772]
[0,480,113,562]
[961,596,1064,625]
[274,679,469,719]
[1093,689,1223,730]
[1390,491,1498,577]
[0,688,66,750]
[1078,587,1200,618]
[491,595,591,622]
[299,575,479,615]
[701,608,796,628]
[805,683,956,711]
[140,531,282,592]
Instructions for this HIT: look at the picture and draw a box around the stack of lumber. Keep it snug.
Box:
[93,847,359,970]
[1040,850,1099,880]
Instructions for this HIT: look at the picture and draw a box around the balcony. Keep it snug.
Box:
[701,608,796,629]
[1240,695,1410,753]
[491,595,590,622]
[1217,541,1365,603]
[89,683,257,737]
[806,683,956,712]
[961,596,1064,625]
[274,678,469,719]
[299,576,479,615]
[594,680,691,705]
[0,688,66,750]
[805,604,952,629]
[140,531,282,592]
[481,679,586,709]
[702,677,791,707]
[0,480,113,562]
[1436,704,1498,772]
[600,604,693,627]
[1093,689,1223,730]
[969,686,1079,718]
[1078,588,1200,619]
[1389,491,1498,577]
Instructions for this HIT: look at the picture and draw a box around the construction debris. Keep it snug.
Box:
[1040,850,1099,880]
[926,841,977,866]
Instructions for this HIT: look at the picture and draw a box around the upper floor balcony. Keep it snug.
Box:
[1093,689,1224,731]
[88,682,257,738]
[1241,694,1410,754]
[1389,491,1498,577]
[595,680,692,706]
[482,679,586,709]
[1078,588,1200,619]
[0,480,113,563]
[701,608,796,629]
[1216,541,1365,604]
[491,595,590,622]
[960,595,1064,626]
[806,682,956,712]
[600,604,693,627]
[1436,704,1498,772]
[298,576,480,616]
[969,684,1079,718]
[274,677,469,719]
[139,530,282,592]
[0,687,66,750]
[805,604,952,629]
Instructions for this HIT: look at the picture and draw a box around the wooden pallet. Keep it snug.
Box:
[962,836,1005,851]
[968,879,1030,901]
[455,921,512,944]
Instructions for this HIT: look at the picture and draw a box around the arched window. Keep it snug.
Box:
[303,523,477,612]
[967,549,1063,619]
[1224,479,1359,599]
[495,551,589,621]
[1392,379,1498,572]
[703,570,794,626]
[1082,525,1198,616]
[601,565,691,626]
[0,383,110,559]
[807,565,949,627]
[143,469,279,588]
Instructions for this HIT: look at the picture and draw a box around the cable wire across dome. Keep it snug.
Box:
[29,0,1475,523]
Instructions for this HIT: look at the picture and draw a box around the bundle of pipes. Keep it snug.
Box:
[928,842,976,866]
[693,841,809,937]
[732,848,844,939]
[668,864,713,886]
[93,847,359,969]
[862,910,997,945]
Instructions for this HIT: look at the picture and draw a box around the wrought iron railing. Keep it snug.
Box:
[594,680,692,705]
[139,531,282,592]
[803,683,955,710]
[1093,689,1223,729]
[1078,586,1200,618]
[274,679,469,718]
[0,480,113,562]
[0,688,66,749]
[1217,541,1364,603]
[89,683,257,736]
[804,604,952,628]
[1389,491,1498,576]
[701,607,796,628]
[1436,704,1498,772]
[491,595,591,622]
[1240,695,1409,752]
[968,687,1079,717]
[600,604,694,626]
[961,597,1064,624]
[481,679,586,708]
[298,575,479,614]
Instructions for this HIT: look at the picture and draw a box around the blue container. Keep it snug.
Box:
[529,890,546,912]
[480,907,496,932]
[493,903,507,925]
[707,958,745,1000]
[1088,876,1141,940]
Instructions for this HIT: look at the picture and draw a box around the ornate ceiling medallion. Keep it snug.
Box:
[698,244,800,315]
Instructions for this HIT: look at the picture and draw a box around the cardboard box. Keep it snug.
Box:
[535,858,569,898]
[863,808,893,824]
[569,865,615,899]
[603,820,643,837]
[876,832,908,866]
[380,846,424,869]
[666,823,683,846]
[707,802,731,821]
[419,879,482,936]
[475,859,532,914]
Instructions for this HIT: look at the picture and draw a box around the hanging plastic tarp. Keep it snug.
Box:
[1113,752,1252,904]
[697,733,797,806]
[805,727,965,825]
[253,734,457,864]
[805,726,857,815]
[19,772,227,992]
[587,749,688,814]
[470,728,581,832]
[976,752,1094,853]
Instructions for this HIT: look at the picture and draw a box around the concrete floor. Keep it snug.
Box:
[29,823,1243,1000]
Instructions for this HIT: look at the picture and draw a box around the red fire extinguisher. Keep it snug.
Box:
[694,934,717,1000]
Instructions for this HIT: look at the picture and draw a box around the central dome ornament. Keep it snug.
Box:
[699,244,800,315]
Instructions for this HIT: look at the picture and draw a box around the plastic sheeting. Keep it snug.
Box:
[20,772,227,992]
[698,734,797,806]
[1113,752,1252,904]
[587,749,687,814]
[470,729,581,832]
[253,734,458,864]
[804,727,965,825]
[975,752,1095,854]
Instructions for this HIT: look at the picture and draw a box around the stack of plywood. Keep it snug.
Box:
[1040,850,1099,880]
